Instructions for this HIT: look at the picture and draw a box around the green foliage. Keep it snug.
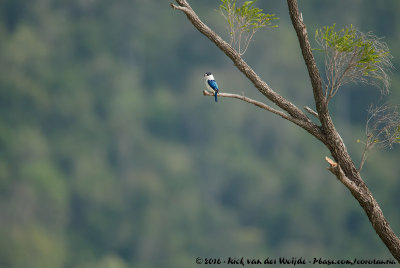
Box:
[316,24,358,53]
[220,0,277,31]
[316,24,388,76]
[315,24,393,99]
[219,0,278,55]
[396,126,400,143]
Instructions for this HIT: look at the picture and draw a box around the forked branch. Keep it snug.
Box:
[287,0,400,261]
[172,0,325,143]
[172,0,400,261]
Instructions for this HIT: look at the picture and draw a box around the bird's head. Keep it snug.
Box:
[203,72,214,80]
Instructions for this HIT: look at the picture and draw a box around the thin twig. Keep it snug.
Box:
[304,106,319,118]
[359,104,400,171]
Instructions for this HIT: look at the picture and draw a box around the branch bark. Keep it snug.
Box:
[171,0,325,144]
[287,0,361,187]
[203,90,310,128]
[287,0,400,261]
[172,0,400,261]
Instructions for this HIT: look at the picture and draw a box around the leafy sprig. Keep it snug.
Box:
[315,24,393,101]
[219,0,278,55]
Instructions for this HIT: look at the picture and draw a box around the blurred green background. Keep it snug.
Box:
[0,0,399,267]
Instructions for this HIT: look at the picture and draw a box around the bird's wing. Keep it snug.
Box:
[207,80,219,91]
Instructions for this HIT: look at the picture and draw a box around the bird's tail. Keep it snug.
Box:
[214,91,218,102]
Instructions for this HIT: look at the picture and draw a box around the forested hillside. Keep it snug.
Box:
[0,0,399,267]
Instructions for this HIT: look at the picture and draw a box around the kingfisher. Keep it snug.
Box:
[203,72,219,102]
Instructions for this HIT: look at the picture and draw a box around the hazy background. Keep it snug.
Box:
[0,0,399,267]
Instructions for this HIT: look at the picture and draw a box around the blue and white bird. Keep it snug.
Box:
[203,72,219,102]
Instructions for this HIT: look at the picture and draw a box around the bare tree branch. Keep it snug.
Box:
[203,90,312,128]
[288,0,400,261]
[173,0,400,261]
[287,0,326,115]
[172,0,325,143]
[287,0,362,186]
[325,156,359,193]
